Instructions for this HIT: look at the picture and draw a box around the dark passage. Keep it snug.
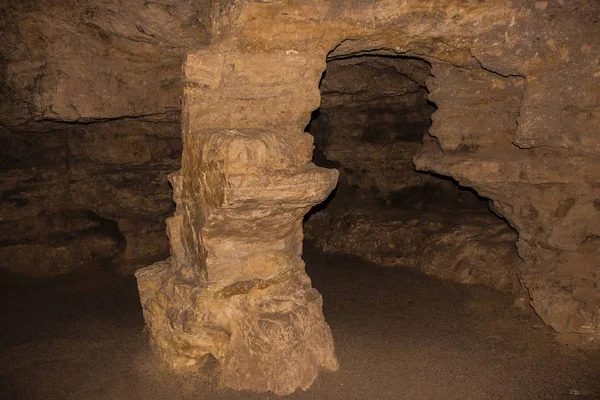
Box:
[304,55,520,292]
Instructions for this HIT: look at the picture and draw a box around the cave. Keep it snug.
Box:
[2,1,600,399]
[303,54,521,294]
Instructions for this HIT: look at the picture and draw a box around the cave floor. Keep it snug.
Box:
[2,247,599,400]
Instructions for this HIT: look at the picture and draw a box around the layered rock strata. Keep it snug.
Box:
[306,207,519,292]
[303,55,521,291]
[137,2,600,393]
[0,0,231,275]
[309,56,440,198]
[136,45,339,394]
[0,117,181,275]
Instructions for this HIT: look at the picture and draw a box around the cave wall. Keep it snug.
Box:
[0,0,238,125]
[2,0,598,394]
[0,0,236,275]
[221,0,600,338]
[415,29,600,335]
[0,118,180,275]
[309,55,488,206]
[135,1,600,394]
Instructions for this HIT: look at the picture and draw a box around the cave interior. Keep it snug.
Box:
[2,1,600,399]
[304,54,520,295]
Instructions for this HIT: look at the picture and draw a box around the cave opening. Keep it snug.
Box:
[303,54,520,293]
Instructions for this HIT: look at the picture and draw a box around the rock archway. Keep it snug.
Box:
[136,0,600,394]
[304,54,521,293]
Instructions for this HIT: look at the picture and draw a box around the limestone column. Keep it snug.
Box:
[135,42,339,395]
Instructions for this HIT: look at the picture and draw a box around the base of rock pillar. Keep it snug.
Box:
[135,259,338,395]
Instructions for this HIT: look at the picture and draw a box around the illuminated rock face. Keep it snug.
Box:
[133,0,600,394]
[135,46,339,394]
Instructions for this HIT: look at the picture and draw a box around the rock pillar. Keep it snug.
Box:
[135,43,339,394]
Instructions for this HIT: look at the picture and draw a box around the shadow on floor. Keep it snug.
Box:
[1,247,599,400]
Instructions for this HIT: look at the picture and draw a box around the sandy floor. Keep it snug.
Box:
[2,246,599,400]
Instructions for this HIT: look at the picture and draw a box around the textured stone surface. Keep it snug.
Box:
[305,55,519,293]
[0,117,181,275]
[0,0,231,125]
[137,1,599,393]
[231,0,600,337]
[136,44,339,394]
[309,56,440,198]
[2,0,599,395]
[306,206,519,292]
[0,0,226,275]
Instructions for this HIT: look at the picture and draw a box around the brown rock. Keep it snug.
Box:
[1,0,599,395]
[136,0,600,393]
[136,44,339,395]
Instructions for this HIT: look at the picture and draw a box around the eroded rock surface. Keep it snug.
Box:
[137,1,599,393]
[0,116,181,275]
[229,0,600,338]
[309,56,439,197]
[2,0,599,395]
[136,45,339,395]
[0,0,232,275]
[303,55,519,292]
[0,0,233,124]
[306,206,519,292]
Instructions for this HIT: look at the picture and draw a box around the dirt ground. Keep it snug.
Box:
[2,245,599,400]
